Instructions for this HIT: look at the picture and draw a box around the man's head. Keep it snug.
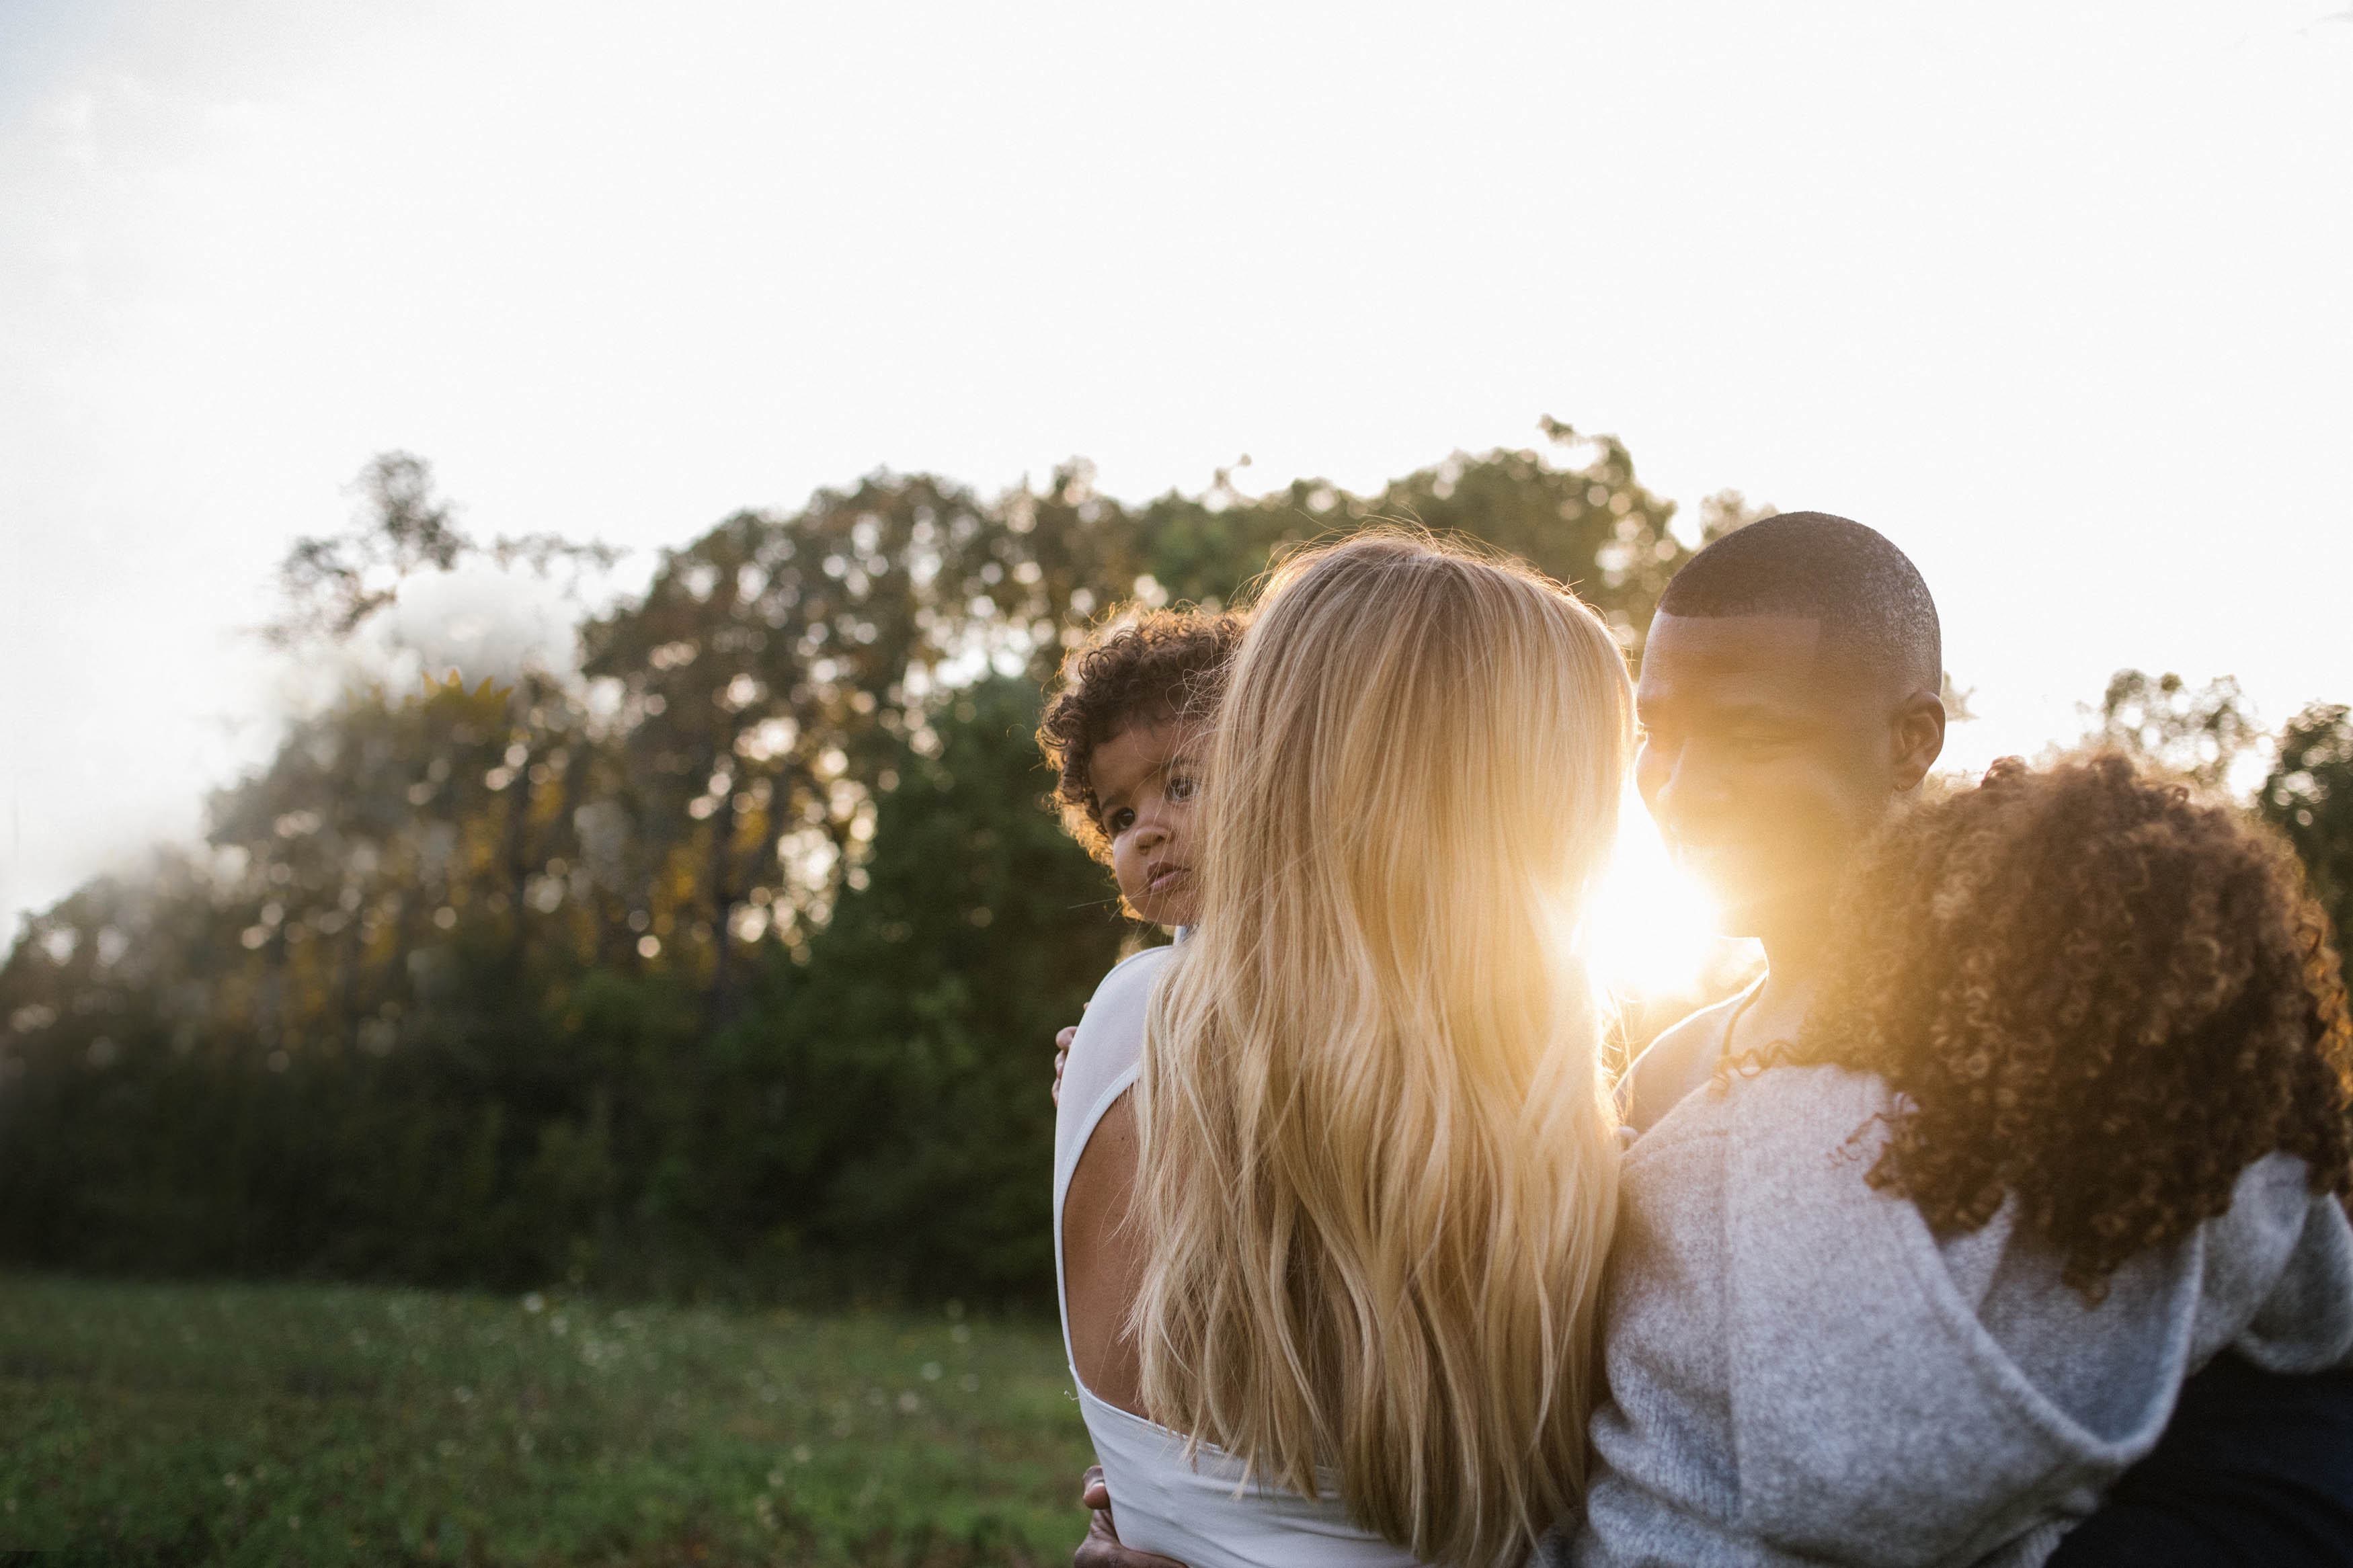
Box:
[1036,608,1244,927]
[1634,512,1946,944]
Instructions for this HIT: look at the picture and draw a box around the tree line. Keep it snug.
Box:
[0,425,1728,1304]
[2,432,2345,1305]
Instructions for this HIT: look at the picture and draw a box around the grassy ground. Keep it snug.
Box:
[0,1274,1096,1566]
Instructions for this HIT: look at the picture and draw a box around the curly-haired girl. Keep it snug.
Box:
[1039,608,1246,1112]
[1577,752,2353,1568]
[1037,607,1246,930]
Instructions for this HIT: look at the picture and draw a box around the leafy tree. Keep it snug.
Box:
[0,425,1763,1303]
[2259,704,2353,981]
[1693,488,1779,544]
[267,452,619,647]
[576,475,1018,1019]
[1107,419,1693,653]
[2081,675,2350,981]
[2086,669,2262,788]
[706,678,1125,1300]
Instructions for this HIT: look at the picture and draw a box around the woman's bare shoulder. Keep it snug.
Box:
[1089,940,1178,1005]
[1058,944,1179,1151]
[1074,944,1176,1051]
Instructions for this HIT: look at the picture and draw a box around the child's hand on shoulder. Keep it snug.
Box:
[1053,1024,1078,1106]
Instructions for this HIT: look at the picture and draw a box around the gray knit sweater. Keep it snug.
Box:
[1560,1065,2353,1568]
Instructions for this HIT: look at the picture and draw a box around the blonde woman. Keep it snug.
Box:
[1053,531,1632,1568]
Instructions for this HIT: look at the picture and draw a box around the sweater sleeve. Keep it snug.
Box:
[1719,1069,2353,1568]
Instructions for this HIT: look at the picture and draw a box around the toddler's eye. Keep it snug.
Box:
[1107,808,1135,834]
[1166,774,1198,803]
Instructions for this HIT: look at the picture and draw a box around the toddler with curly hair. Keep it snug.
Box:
[1037,606,1245,1105]
[1576,751,2353,1568]
[1036,606,1245,930]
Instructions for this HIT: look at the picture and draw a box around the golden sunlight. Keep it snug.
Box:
[1586,786,1743,1000]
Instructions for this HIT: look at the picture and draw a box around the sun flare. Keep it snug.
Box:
[1586,786,1752,1001]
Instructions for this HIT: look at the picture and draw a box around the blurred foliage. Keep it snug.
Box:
[2259,704,2353,987]
[10,431,2351,1305]
[0,425,1702,1303]
[2087,671,2352,985]
[268,452,621,647]
[2087,669,2264,788]
[0,1274,1091,1565]
[17,439,2351,1306]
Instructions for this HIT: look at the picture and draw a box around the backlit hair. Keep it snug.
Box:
[1786,751,2353,1297]
[1132,530,1631,1567]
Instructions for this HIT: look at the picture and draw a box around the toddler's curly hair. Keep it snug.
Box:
[1035,608,1246,862]
[1792,751,2353,1297]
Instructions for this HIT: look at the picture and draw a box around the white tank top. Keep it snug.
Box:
[1052,942,1432,1568]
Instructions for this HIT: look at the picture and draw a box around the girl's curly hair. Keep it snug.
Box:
[1035,608,1246,862]
[1790,751,2353,1298]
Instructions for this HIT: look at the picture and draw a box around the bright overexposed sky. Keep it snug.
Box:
[3,0,2349,932]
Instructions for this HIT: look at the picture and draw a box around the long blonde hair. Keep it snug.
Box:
[1132,530,1631,1567]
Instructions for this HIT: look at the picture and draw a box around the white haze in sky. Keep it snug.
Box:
[1,0,2349,927]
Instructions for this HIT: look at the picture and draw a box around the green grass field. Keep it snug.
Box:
[0,1274,1096,1566]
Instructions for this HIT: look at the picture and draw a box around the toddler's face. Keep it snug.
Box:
[1090,715,1203,928]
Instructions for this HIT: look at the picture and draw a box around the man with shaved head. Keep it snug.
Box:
[1623,513,2353,1566]
[1619,511,1948,1128]
[1072,512,2353,1568]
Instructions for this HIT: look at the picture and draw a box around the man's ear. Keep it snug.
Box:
[1889,690,1946,792]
